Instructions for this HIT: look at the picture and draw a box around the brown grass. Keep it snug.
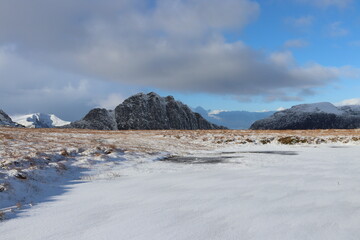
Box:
[1,127,359,158]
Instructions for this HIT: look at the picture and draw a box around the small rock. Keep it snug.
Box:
[15,172,27,180]
[0,184,7,192]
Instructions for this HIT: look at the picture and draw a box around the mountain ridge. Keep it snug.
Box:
[250,102,360,130]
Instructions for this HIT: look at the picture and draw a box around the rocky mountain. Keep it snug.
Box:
[11,113,70,128]
[194,106,275,129]
[66,92,225,130]
[0,109,23,127]
[250,102,360,130]
[65,108,118,130]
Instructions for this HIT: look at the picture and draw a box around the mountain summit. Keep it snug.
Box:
[67,92,226,130]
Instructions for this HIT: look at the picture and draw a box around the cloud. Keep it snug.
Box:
[96,94,125,110]
[336,98,360,106]
[0,0,358,115]
[285,16,314,29]
[348,41,360,47]
[81,41,343,101]
[284,39,309,48]
[276,107,287,111]
[296,0,353,9]
[0,46,137,120]
[209,110,229,115]
[327,21,349,37]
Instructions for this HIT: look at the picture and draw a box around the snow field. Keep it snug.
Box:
[1,127,360,239]
[1,143,360,239]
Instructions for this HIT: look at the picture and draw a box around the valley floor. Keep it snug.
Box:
[0,128,360,239]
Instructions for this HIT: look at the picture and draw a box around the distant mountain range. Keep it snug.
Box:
[2,97,360,130]
[250,102,360,130]
[10,113,70,128]
[193,107,274,129]
[65,92,226,130]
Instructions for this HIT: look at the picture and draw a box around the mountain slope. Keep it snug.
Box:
[65,108,118,130]
[250,102,360,130]
[0,109,23,127]
[11,113,70,128]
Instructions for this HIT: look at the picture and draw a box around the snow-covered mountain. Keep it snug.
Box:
[0,109,22,127]
[11,113,70,128]
[250,102,360,130]
[194,106,275,129]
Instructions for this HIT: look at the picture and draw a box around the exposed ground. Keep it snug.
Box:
[1,127,360,157]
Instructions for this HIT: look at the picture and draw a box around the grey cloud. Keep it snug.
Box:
[0,0,352,110]
[0,47,138,120]
[76,41,339,101]
[284,39,309,48]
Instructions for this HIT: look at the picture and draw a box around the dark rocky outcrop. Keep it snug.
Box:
[250,102,360,130]
[0,109,23,127]
[66,92,225,130]
[65,108,117,130]
[114,92,225,130]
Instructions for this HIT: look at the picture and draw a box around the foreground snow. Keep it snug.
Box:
[1,142,360,240]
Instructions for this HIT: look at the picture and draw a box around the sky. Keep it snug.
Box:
[0,0,359,121]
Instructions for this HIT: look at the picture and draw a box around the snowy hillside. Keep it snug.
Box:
[11,113,70,128]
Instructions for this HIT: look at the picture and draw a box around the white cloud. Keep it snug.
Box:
[349,41,360,47]
[285,16,314,29]
[336,98,360,106]
[327,22,349,37]
[209,110,229,115]
[96,94,125,109]
[284,39,309,48]
[296,0,353,8]
[276,107,287,111]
